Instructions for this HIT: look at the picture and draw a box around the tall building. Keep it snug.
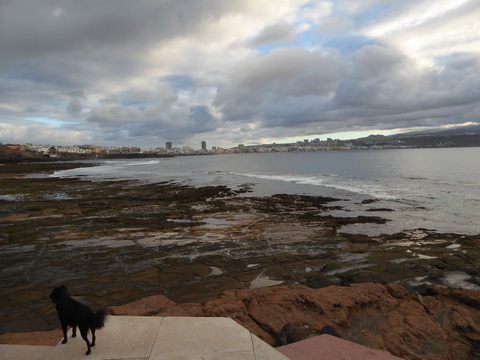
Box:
[166,142,172,150]
[201,141,207,150]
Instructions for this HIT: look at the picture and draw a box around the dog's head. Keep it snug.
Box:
[49,285,68,304]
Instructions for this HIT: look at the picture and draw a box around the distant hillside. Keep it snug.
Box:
[352,125,480,148]
[392,134,480,147]
[390,124,480,147]
[395,124,480,137]
[0,145,52,163]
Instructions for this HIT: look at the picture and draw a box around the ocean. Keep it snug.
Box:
[53,147,480,236]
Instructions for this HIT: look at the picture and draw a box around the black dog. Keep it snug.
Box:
[49,285,107,355]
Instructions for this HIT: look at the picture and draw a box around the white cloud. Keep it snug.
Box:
[361,0,480,66]
[0,121,89,145]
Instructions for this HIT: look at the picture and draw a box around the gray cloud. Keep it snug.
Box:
[214,47,348,125]
[332,50,480,130]
[0,0,248,95]
[86,83,220,144]
[0,0,245,61]
[65,90,86,117]
[247,21,295,47]
[352,44,405,80]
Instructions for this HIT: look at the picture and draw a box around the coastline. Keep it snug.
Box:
[1,162,480,359]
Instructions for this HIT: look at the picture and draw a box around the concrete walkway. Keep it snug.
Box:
[0,316,288,360]
[0,316,405,360]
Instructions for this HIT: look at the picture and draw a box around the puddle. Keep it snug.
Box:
[416,253,438,260]
[0,194,25,201]
[250,276,284,290]
[209,266,223,276]
[390,258,410,264]
[394,241,415,247]
[446,244,461,249]
[42,192,72,200]
[444,271,480,290]
[196,233,227,242]
[389,239,447,247]
[195,217,232,229]
[0,214,64,222]
[326,264,373,276]
[62,238,135,248]
[167,219,197,224]
[339,253,368,262]
[250,271,284,289]
[137,237,196,247]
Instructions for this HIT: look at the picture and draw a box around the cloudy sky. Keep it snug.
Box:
[1,0,479,149]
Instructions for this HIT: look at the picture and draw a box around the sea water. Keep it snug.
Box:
[52,148,480,235]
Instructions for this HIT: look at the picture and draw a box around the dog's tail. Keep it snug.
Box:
[93,309,108,329]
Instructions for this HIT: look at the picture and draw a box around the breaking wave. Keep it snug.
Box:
[229,171,398,200]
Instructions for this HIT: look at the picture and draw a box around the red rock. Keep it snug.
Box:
[0,329,63,346]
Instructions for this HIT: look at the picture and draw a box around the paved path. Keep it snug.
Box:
[0,316,288,360]
[0,316,405,360]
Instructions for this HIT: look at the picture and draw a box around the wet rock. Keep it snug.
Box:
[386,283,410,299]
[318,214,389,226]
[365,208,395,212]
[277,322,310,346]
[342,233,381,243]
[315,325,340,337]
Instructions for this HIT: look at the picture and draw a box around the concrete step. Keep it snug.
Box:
[277,334,404,360]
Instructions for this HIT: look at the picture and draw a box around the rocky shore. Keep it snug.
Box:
[108,283,480,359]
[1,161,479,359]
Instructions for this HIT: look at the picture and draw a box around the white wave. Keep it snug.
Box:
[0,194,25,201]
[230,172,328,186]
[230,171,397,200]
[50,165,117,178]
[124,160,162,166]
[325,183,398,200]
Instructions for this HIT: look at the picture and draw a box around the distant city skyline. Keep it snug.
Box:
[1,1,479,149]
[18,125,480,159]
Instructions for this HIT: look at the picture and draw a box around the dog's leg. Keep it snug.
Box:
[91,327,96,347]
[72,325,77,338]
[61,323,68,344]
[79,327,91,355]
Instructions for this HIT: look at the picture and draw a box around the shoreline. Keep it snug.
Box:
[1,162,479,352]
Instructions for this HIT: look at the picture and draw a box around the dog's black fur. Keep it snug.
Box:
[49,285,107,355]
